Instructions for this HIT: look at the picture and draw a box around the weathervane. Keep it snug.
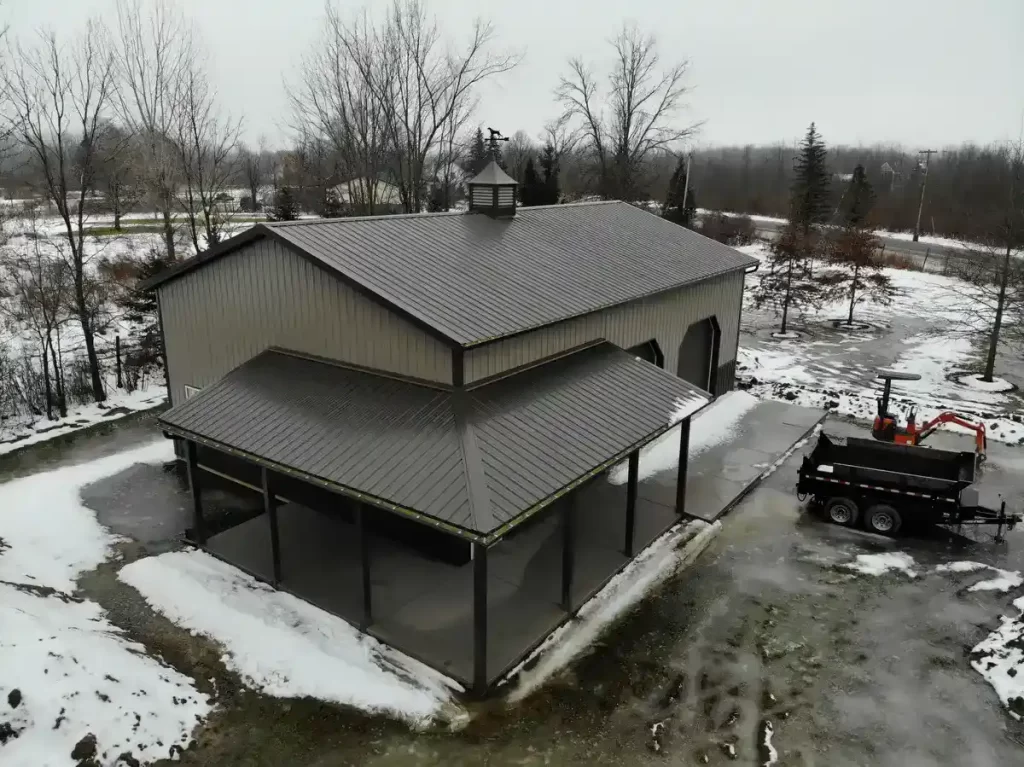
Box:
[486,127,510,152]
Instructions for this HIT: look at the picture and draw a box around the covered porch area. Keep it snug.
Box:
[162,343,708,692]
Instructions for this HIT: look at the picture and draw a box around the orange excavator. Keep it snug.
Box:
[871,370,988,460]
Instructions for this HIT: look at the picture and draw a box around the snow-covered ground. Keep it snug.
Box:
[0,440,215,766]
[738,243,1024,446]
[0,385,166,457]
[119,551,463,728]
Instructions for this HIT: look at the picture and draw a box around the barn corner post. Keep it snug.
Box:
[185,440,207,545]
[624,450,639,557]
[357,502,373,631]
[473,541,489,695]
[675,417,692,518]
[261,467,282,587]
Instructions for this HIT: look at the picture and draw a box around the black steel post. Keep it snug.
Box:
[675,417,692,517]
[880,378,892,414]
[561,498,575,611]
[358,502,372,630]
[115,335,123,389]
[185,441,206,544]
[624,451,639,557]
[262,467,282,587]
[473,542,488,694]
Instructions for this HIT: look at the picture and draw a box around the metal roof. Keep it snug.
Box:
[468,160,518,186]
[159,343,710,539]
[145,201,757,347]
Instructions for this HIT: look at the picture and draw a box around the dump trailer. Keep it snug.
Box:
[797,433,1020,539]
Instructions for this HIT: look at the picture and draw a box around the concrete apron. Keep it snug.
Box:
[498,400,827,698]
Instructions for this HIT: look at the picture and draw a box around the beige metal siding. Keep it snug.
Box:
[464,270,746,384]
[159,237,452,405]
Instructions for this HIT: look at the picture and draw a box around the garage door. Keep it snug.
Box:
[677,319,714,391]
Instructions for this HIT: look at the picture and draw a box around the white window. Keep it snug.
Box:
[184,385,202,400]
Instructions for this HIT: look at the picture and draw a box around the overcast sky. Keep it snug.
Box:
[7,0,1023,151]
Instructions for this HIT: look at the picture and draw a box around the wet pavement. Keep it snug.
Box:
[9,414,1024,765]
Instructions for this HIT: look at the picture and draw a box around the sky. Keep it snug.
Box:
[6,0,1023,151]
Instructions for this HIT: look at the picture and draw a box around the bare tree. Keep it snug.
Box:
[292,6,390,215]
[502,129,536,183]
[0,217,73,419]
[93,121,142,230]
[557,24,697,201]
[239,138,267,212]
[4,22,114,402]
[944,140,1024,382]
[342,0,519,213]
[173,51,242,252]
[113,0,193,258]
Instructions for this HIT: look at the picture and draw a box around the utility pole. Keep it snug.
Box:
[680,151,692,224]
[913,149,938,242]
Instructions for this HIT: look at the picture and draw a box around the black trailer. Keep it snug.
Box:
[797,433,1020,539]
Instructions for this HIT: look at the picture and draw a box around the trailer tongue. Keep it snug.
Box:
[798,433,1020,540]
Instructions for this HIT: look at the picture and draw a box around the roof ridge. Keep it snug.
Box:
[450,390,496,534]
[266,209,467,228]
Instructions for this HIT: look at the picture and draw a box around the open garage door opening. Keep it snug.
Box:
[677,317,721,394]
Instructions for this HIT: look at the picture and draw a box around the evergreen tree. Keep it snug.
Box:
[539,143,560,205]
[751,223,825,335]
[662,156,696,228]
[520,158,543,207]
[467,128,488,176]
[791,122,831,232]
[119,249,177,376]
[821,166,895,325]
[269,186,299,221]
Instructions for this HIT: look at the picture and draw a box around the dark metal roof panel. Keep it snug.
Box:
[469,345,709,523]
[159,343,710,535]
[266,202,756,345]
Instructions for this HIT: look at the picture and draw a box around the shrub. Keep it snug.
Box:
[699,212,756,246]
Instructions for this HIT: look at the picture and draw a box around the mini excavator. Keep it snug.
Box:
[871,370,988,459]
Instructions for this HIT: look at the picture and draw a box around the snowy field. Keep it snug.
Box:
[737,243,1024,446]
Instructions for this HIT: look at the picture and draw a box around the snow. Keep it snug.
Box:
[956,373,1015,392]
[771,331,801,340]
[967,569,1023,593]
[934,561,991,574]
[0,440,210,766]
[607,391,760,485]
[0,440,173,591]
[971,596,1024,721]
[842,552,918,578]
[503,520,719,702]
[118,550,462,727]
[761,720,778,766]
[0,386,167,458]
[0,583,211,766]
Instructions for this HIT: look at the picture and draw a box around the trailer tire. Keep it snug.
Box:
[865,504,902,536]
[825,497,859,527]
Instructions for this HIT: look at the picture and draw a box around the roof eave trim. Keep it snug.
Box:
[160,422,485,544]
[141,225,273,291]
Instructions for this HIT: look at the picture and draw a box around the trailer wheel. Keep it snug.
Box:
[865,504,902,536]
[825,497,859,527]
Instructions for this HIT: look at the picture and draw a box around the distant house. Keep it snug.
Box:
[331,177,403,212]
[145,162,758,693]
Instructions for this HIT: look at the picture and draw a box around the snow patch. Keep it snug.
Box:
[842,552,918,578]
[934,561,1023,592]
[118,550,462,727]
[503,520,719,702]
[955,373,1015,393]
[0,440,174,592]
[608,391,759,485]
[934,561,990,574]
[971,597,1024,721]
[0,582,211,766]
[771,331,801,340]
[760,720,778,766]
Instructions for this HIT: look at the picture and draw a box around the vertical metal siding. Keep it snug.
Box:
[464,271,747,383]
[159,238,452,404]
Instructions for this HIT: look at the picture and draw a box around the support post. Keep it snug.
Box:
[675,417,692,517]
[473,542,488,694]
[561,497,575,611]
[624,451,639,557]
[185,441,206,544]
[357,502,372,630]
[261,467,282,587]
